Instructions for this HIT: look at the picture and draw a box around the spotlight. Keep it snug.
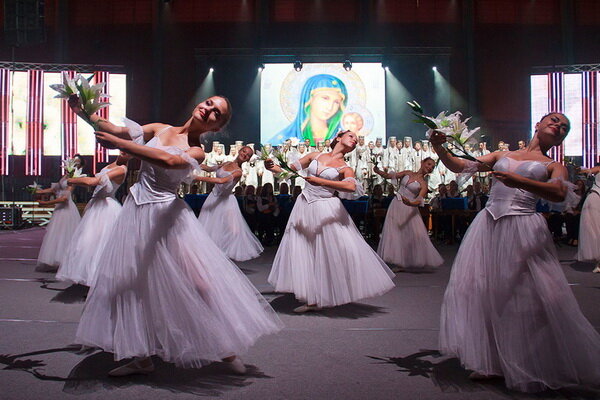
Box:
[343,60,352,71]
[258,63,265,72]
[432,66,437,71]
[293,60,303,72]
[209,67,214,73]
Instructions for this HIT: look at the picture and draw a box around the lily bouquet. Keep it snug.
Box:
[62,157,87,179]
[407,100,491,169]
[259,146,301,180]
[25,181,42,194]
[50,72,110,129]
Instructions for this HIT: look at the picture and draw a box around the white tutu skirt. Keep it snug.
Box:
[377,197,443,269]
[56,197,122,285]
[198,193,263,261]
[75,197,283,367]
[36,200,81,271]
[440,210,600,392]
[268,195,395,307]
[577,191,600,262]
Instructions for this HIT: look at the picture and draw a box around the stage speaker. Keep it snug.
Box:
[4,0,46,46]
[0,206,23,229]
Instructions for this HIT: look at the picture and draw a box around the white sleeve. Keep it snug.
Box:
[177,150,203,184]
[122,117,145,145]
[543,177,581,212]
[338,177,365,200]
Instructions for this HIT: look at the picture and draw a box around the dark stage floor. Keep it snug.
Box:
[1,227,599,400]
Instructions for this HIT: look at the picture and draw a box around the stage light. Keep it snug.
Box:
[209,67,214,73]
[343,60,352,71]
[258,63,265,72]
[293,60,303,72]
[432,66,438,71]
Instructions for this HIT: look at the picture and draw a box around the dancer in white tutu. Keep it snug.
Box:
[195,145,264,261]
[373,158,443,271]
[56,152,130,286]
[71,96,282,376]
[433,112,600,392]
[266,130,395,313]
[34,156,83,272]
[577,165,600,272]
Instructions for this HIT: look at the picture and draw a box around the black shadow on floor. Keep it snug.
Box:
[267,293,387,319]
[369,350,600,399]
[568,261,597,273]
[0,346,270,397]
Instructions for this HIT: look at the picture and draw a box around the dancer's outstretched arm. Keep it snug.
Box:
[430,131,499,173]
[68,167,126,187]
[194,169,242,185]
[373,165,410,181]
[264,152,317,174]
[304,167,357,193]
[201,164,220,172]
[580,166,600,175]
[95,131,205,168]
[37,186,73,206]
[34,187,56,195]
[68,96,168,143]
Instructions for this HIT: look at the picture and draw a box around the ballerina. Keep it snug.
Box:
[195,145,264,261]
[266,130,395,312]
[71,95,282,376]
[34,156,83,272]
[577,165,600,273]
[374,158,443,272]
[56,152,130,286]
[433,112,600,392]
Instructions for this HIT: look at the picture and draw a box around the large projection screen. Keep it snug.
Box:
[260,63,386,146]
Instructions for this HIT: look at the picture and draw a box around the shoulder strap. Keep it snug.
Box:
[156,125,172,137]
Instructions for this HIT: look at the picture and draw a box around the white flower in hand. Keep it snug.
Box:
[49,72,79,99]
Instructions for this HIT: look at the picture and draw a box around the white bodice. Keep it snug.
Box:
[92,165,125,199]
[129,136,196,205]
[50,177,72,208]
[485,156,552,220]
[211,166,240,197]
[396,175,422,200]
[301,156,347,203]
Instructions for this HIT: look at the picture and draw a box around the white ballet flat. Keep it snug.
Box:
[593,265,600,273]
[223,358,247,375]
[108,358,154,377]
[293,304,322,313]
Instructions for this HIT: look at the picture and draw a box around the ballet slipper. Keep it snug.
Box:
[293,304,322,313]
[223,357,247,375]
[593,264,600,273]
[468,371,502,380]
[108,357,154,377]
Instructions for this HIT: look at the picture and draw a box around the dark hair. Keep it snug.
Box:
[330,130,352,149]
[539,112,571,133]
[73,153,85,168]
[214,95,233,130]
[421,157,434,164]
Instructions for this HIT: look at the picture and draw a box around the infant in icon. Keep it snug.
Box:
[341,112,364,134]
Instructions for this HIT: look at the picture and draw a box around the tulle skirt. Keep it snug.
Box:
[440,210,600,392]
[377,197,443,269]
[198,193,263,261]
[75,197,283,367]
[36,199,81,271]
[56,197,122,286]
[577,191,600,263]
[268,194,395,307]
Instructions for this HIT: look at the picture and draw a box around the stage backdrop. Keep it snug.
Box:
[260,63,386,146]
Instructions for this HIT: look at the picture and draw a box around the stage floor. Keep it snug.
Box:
[0,227,599,400]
